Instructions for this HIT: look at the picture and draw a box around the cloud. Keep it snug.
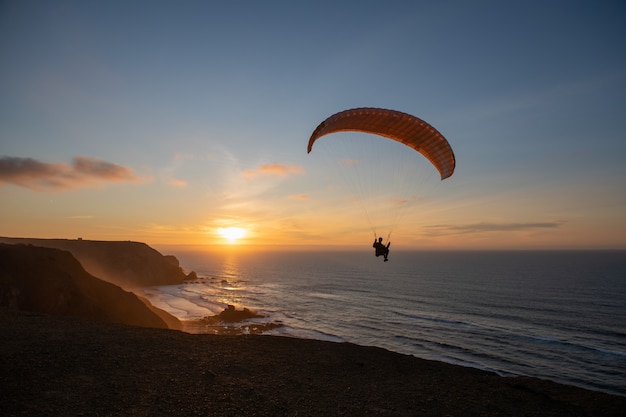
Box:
[173,152,195,161]
[340,158,361,167]
[388,198,409,207]
[0,156,140,191]
[289,194,309,201]
[167,178,188,187]
[242,163,304,178]
[425,221,564,236]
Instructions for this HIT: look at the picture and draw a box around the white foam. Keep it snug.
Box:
[137,285,223,319]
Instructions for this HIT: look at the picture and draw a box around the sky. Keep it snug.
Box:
[1,0,625,250]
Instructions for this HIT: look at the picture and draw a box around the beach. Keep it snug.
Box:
[2,309,624,417]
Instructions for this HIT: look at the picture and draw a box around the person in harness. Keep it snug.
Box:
[373,237,390,262]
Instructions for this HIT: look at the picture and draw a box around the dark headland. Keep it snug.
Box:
[1,238,624,416]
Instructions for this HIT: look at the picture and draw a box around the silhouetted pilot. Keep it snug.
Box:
[373,237,390,262]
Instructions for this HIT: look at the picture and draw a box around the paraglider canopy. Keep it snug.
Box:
[308,107,455,180]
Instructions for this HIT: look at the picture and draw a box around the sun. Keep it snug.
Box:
[217,227,247,244]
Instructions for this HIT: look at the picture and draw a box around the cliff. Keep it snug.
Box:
[0,237,193,289]
[0,243,181,330]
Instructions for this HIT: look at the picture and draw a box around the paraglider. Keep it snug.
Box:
[373,237,390,262]
[308,108,455,179]
[307,107,455,261]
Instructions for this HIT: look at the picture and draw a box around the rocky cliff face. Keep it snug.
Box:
[0,237,193,289]
[0,243,181,330]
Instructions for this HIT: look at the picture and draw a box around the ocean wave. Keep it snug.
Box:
[271,325,345,343]
[520,333,626,359]
[595,347,626,358]
[438,355,512,377]
[393,311,476,329]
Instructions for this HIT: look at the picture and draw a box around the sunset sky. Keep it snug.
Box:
[1,1,625,250]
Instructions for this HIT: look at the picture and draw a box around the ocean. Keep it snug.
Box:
[139,249,626,397]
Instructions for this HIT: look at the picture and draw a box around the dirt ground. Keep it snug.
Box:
[1,309,624,417]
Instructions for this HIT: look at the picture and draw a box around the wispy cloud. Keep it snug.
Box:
[167,178,188,187]
[388,198,409,207]
[242,163,304,178]
[425,221,564,236]
[289,194,309,201]
[0,156,140,191]
[340,159,361,167]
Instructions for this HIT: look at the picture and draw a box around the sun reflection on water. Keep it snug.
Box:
[215,253,246,307]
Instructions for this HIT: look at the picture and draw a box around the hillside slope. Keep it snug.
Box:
[0,237,194,288]
[0,243,180,329]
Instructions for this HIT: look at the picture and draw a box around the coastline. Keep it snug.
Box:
[2,309,624,417]
[2,239,623,410]
[138,249,626,398]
